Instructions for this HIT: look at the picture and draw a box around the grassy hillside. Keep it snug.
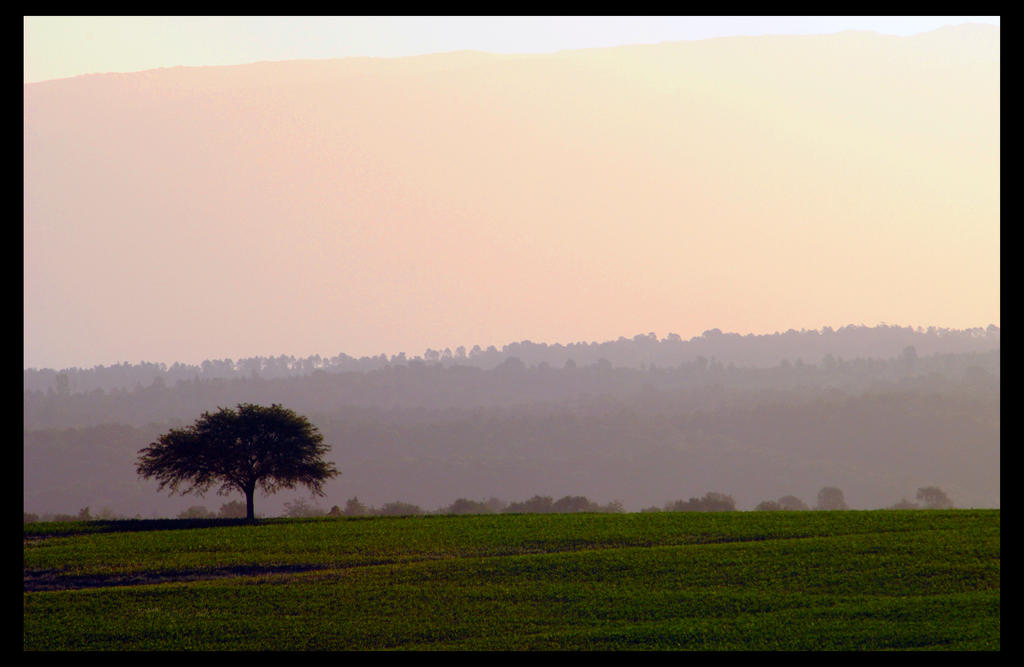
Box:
[23,510,998,650]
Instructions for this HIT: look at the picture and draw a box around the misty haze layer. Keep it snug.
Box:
[24,26,999,369]
[24,329,998,517]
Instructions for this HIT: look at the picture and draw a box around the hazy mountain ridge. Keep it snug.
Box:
[25,24,998,89]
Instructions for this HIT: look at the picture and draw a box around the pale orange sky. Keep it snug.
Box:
[24,16,999,83]
[24,20,999,369]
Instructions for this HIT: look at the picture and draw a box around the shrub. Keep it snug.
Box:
[378,501,423,516]
[218,501,248,518]
[178,506,214,519]
[283,498,326,518]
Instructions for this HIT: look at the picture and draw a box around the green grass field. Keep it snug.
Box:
[23,510,999,650]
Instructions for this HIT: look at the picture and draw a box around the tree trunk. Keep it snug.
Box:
[244,484,256,522]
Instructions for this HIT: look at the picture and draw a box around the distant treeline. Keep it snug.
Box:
[24,485,956,523]
[24,324,999,395]
[24,343,998,432]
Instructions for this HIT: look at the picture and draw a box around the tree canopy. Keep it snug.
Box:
[815,486,849,511]
[136,403,338,520]
[916,486,954,509]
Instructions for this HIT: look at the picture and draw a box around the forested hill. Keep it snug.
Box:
[24,324,999,394]
[25,345,998,433]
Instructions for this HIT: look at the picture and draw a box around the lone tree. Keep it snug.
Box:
[137,403,339,521]
[777,495,810,511]
[815,486,849,511]
[916,486,954,509]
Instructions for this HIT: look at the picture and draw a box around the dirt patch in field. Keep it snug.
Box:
[24,564,323,592]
